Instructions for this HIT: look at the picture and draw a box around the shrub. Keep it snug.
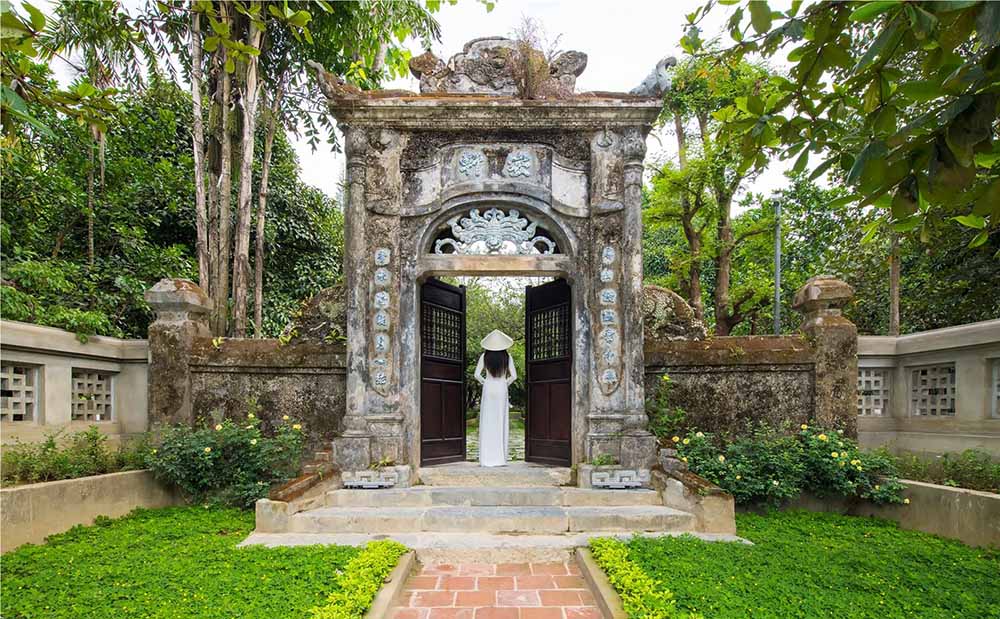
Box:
[0,427,149,486]
[308,540,408,619]
[589,537,700,619]
[673,424,905,506]
[645,373,687,443]
[890,449,1000,493]
[147,403,305,508]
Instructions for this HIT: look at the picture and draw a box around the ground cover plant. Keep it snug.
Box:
[672,424,905,506]
[593,510,1000,619]
[0,426,149,486]
[0,507,362,619]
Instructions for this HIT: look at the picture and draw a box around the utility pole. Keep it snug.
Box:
[773,200,782,335]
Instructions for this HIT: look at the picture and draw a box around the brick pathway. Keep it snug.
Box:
[391,561,601,619]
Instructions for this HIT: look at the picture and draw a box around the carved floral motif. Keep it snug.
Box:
[434,208,556,255]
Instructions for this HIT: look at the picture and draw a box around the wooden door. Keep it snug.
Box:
[420,278,467,466]
[525,278,572,466]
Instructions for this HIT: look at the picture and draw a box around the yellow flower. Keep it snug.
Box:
[772,480,779,486]
[818,434,828,441]
[292,424,302,431]
[850,459,860,466]
[250,439,258,446]
[735,475,741,480]
[875,484,880,491]
[660,374,670,382]
[800,424,808,430]
[215,424,223,431]
[681,457,688,463]
[831,452,839,458]
[203,447,212,454]
[904,498,910,505]
[150,449,157,455]
[696,432,704,438]
[247,413,255,419]
[682,438,690,445]
[718,455,726,463]
[839,461,845,467]
[282,415,290,421]
[671,436,680,443]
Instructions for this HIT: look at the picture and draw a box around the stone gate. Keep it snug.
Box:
[314,37,674,479]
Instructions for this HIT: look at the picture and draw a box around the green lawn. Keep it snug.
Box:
[619,510,1000,619]
[1,507,359,619]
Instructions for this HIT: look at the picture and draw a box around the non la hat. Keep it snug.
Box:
[481,329,514,351]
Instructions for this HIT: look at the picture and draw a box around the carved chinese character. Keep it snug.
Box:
[600,289,617,305]
[601,309,617,324]
[374,248,391,266]
[457,150,485,178]
[600,268,614,283]
[601,369,618,384]
[601,327,617,345]
[374,291,390,309]
[374,333,388,352]
[503,151,532,177]
[374,268,390,285]
[601,246,616,265]
[374,311,390,330]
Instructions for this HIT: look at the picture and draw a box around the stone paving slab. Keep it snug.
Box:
[391,561,601,619]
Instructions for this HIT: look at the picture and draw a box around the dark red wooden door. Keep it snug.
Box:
[525,278,572,466]
[420,278,467,466]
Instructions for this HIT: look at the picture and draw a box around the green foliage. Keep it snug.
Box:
[685,1,1000,247]
[309,540,409,619]
[673,424,904,506]
[645,374,688,442]
[147,403,305,507]
[589,537,700,619]
[0,507,359,618]
[590,453,619,467]
[623,510,1000,618]
[887,448,1000,494]
[0,427,150,486]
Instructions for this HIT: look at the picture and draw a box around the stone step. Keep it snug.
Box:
[288,505,693,535]
[325,486,661,508]
[417,463,572,487]
[242,531,748,564]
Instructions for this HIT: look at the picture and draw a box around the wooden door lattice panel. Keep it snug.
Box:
[528,303,570,361]
[422,304,463,361]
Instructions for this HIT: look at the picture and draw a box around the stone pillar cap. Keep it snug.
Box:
[792,276,853,313]
[145,278,213,314]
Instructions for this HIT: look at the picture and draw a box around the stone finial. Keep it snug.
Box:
[307,60,364,99]
[792,275,854,316]
[145,278,212,319]
[630,56,677,98]
[642,285,707,343]
[408,50,446,80]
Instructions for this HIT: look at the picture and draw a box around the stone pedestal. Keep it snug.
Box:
[793,275,858,437]
[145,278,212,426]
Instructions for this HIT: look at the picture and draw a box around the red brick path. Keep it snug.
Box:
[390,561,602,619]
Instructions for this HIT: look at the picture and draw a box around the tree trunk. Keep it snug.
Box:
[213,6,233,336]
[714,191,735,336]
[190,11,211,293]
[889,233,900,336]
[253,87,283,338]
[230,16,263,338]
[681,216,704,320]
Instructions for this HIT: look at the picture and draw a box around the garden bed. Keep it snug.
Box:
[0,507,407,619]
[590,510,1000,619]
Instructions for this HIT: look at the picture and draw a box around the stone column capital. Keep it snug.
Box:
[792,275,853,318]
[145,278,213,321]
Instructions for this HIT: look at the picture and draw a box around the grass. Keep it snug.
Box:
[606,510,1000,619]
[1,507,360,619]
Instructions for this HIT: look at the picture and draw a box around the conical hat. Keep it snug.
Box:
[481,329,514,351]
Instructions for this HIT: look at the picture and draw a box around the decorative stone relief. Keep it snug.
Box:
[590,128,624,211]
[456,150,486,179]
[370,247,393,396]
[503,151,533,177]
[596,244,623,395]
[591,467,651,489]
[434,208,557,255]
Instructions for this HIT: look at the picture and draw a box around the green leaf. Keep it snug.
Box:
[849,1,899,23]
[288,10,311,28]
[225,56,235,73]
[898,80,942,103]
[891,216,922,232]
[968,230,989,248]
[203,36,219,52]
[749,1,772,35]
[847,140,887,186]
[952,214,986,229]
[826,195,859,210]
[22,2,44,31]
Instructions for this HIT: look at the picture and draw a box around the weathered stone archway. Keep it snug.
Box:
[321,38,669,481]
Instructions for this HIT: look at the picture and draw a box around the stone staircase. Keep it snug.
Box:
[248,462,717,562]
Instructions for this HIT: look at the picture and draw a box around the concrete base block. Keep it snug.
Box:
[255,499,290,533]
[331,435,371,471]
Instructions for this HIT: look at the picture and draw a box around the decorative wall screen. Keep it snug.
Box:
[528,302,571,361]
[421,304,463,361]
[1,364,36,422]
[857,368,890,416]
[909,364,956,417]
[71,370,113,421]
[433,208,558,255]
[993,359,1000,418]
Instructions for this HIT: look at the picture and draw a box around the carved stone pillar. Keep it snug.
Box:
[793,275,859,437]
[145,278,212,427]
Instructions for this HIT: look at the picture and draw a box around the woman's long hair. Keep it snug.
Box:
[484,349,510,378]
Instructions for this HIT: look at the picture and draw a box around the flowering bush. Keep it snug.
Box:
[673,424,904,506]
[147,403,305,508]
[1,427,150,486]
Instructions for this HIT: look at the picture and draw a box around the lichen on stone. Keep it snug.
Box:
[282,283,348,345]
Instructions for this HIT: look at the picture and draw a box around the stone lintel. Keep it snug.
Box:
[328,98,662,131]
[418,254,572,278]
